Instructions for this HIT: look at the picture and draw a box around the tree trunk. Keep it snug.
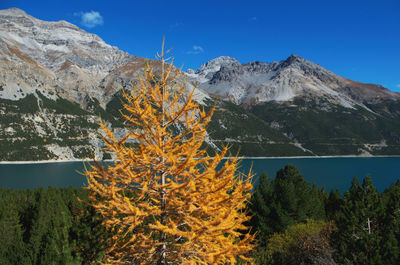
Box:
[158,50,167,264]
[157,174,167,264]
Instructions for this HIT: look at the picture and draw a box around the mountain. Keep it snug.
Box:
[186,55,400,155]
[0,8,209,107]
[0,8,399,161]
[0,8,136,107]
[0,8,216,161]
[187,54,399,108]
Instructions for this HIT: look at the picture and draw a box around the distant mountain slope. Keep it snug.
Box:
[0,8,399,160]
[185,54,400,157]
[250,98,400,156]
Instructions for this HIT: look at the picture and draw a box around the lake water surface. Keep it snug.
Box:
[1,157,399,192]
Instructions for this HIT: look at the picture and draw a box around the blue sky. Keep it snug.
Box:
[2,0,400,92]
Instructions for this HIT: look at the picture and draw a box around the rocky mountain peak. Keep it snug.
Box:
[277,54,316,70]
[0,8,81,30]
[199,56,239,71]
[188,53,399,107]
[200,56,240,68]
[0,8,137,106]
[186,56,240,84]
[0,7,28,16]
[286,53,304,62]
[0,8,133,70]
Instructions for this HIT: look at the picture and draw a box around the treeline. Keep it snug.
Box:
[0,165,399,264]
[0,187,106,264]
[248,165,400,264]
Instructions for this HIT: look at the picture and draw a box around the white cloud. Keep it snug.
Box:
[397,84,400,88]
[249,16,257,21]
[187,45,204,55]
[74,11,103,28]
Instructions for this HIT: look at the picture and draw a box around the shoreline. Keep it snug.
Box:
[236,155,400,159]
[1,155,400,165]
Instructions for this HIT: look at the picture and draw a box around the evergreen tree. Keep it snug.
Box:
[27,187,76,264]
[325,189,343,220]
[270,165,326,231]
[311,183,328,219]
[380,180,400,262]
[70,189,107,263]
[249,165,326,246]
[249,172,274,244]
[0,190,30,265]
[332,176,385,264]
[0,187,108,264]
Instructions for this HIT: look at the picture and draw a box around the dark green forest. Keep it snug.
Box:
[1,165,399,264]
[248,165,400,264]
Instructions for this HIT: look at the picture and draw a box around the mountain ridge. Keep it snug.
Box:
[0,7,135,107]
[187,54,399,108]
[0,8,399,161]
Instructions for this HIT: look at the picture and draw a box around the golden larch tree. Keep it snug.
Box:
[85,42,255,265]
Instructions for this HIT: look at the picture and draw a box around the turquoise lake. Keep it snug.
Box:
[0,157,399,192]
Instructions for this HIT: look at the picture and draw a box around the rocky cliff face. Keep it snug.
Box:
[0,8,209,109]
[187,54,399,108]
[0,8,136,107]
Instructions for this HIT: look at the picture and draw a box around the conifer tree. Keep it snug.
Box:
[272,165,326,230]
[85,42,254,264]
[27,187,75,264]
[70,189,107,263]
[249,172,274,245]
[0,191,29,265]
[332,176,385,264]
[248,165,326,252]
[380,180,400,262]
[250,165,326,238]
[325,189,343,220]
